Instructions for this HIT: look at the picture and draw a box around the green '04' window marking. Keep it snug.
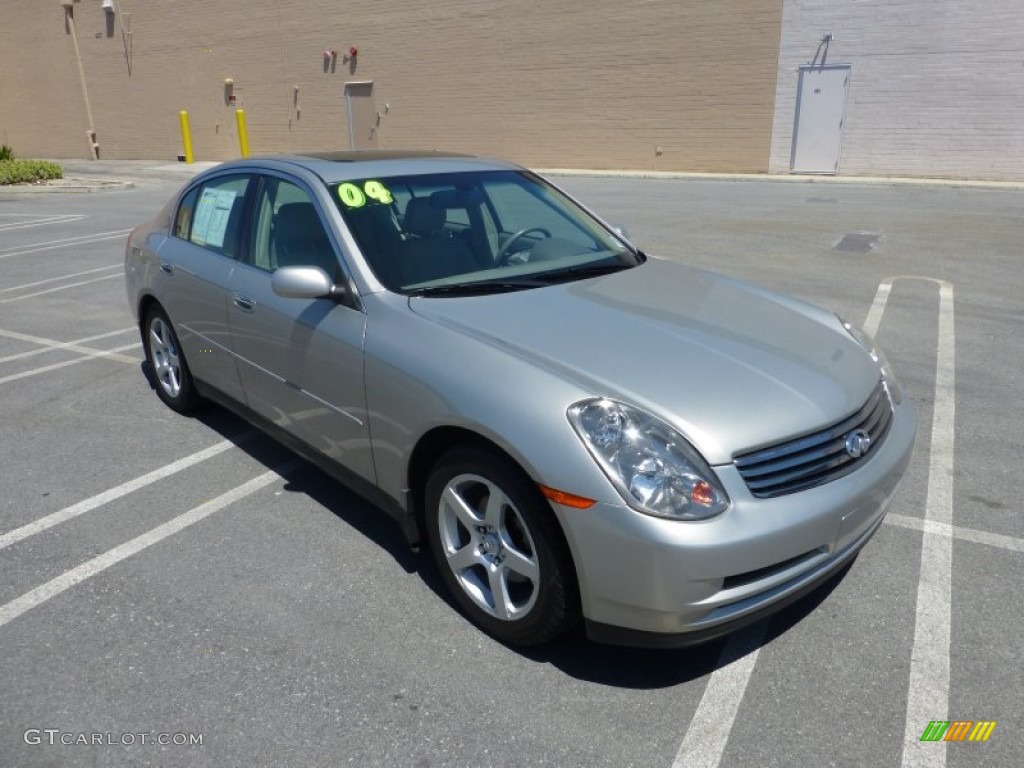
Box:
[337,180,393,208]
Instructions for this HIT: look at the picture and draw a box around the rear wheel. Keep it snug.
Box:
[425,446,579,646]
[143,305,201,413]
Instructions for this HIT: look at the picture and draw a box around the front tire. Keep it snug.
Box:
[143,305,201,414]
[425,446,580,646]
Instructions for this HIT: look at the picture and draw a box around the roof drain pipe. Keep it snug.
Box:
[62,1,100,160]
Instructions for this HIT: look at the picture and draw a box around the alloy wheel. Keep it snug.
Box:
[148,316,183,399]
[437,473,541,621]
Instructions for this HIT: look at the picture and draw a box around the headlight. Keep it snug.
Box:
[568,399,729,521]
[838,316,903,404]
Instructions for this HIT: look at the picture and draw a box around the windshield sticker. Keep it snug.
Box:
[337,180,393,208]
[363,180,394,205]
[191,188,237,248]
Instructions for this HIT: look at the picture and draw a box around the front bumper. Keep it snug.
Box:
[553,397,917,646]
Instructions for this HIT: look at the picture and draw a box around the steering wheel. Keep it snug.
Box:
[496,227,552,265]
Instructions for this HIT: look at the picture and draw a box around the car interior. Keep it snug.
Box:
[336,174,624,291]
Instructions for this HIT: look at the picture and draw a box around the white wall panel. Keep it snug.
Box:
[770,1,1024,179]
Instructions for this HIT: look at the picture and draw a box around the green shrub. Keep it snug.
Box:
[0,159,64,185]
[0,145,14,161]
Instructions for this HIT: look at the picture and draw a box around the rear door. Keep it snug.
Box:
[157,173,252,403]
[227,173,374,481]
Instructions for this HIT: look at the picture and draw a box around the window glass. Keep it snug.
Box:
[182,175,250,259]
[485,179,580,240]
[248,177,338,276]
[445,206,470,227]
[330,171,637,293]
[173,186,198,240]
[394,184,470,227]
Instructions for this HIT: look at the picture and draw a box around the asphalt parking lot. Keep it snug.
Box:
[1,165,1021,768]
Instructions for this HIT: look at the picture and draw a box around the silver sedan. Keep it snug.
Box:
[125,151,916,647]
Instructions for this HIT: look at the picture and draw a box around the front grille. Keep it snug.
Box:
[734,382,893,498]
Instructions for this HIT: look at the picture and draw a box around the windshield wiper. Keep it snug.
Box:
[532,261,634,284]
[406,278,549,297]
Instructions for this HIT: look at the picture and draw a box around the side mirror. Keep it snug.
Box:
[271,266,340,300]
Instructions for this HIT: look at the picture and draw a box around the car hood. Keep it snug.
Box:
[409,258,880,464]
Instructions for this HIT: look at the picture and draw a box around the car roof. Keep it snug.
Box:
[219,150,524,183]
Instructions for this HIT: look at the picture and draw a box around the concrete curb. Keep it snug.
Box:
[7,159,1023,192]
[537,168,1024,190]
[0,178,136,195]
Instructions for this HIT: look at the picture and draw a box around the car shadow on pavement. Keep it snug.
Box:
[191,400,853,690]
[189,404,423,577]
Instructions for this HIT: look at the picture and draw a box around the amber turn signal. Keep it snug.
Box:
[538,484,596,509]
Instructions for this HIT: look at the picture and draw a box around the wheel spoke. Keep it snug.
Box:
[487,566,513,619]
[166,350,181,390]
[501,545,538,582]
[482,482,508,528]
[447,542,481,572]
[149,327,164,355]
[443,485,482,530]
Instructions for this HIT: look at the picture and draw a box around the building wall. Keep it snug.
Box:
[0,0,784,172]
[770,1,1024,179]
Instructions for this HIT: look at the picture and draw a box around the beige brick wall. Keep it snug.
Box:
[770,1,1024,179]
[0,0,784,172]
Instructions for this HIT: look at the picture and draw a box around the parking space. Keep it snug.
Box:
[1,172,1020,767]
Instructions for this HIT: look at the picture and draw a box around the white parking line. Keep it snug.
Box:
[0,273,122,304]
[0,229,123,254]
[0,460,300,629]
[672,624,766,768]
[0,215,84,232]
[0,230,131,260]
[0,327,139,364]
[901,279,955,768]
[862,281,891,337]
[0,343,141,385]
[0,434,255,550]
[885,514,1023,554]
[671,277,929,768]
[0,264,120,294]
[0,327,135,364]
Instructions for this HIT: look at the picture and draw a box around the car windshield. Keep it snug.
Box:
[329,170,642,295]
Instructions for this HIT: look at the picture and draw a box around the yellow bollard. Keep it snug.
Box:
[178,111,194,164]
[235,109,250,158]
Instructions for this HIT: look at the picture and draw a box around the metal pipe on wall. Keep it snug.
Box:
[64,4,100,159]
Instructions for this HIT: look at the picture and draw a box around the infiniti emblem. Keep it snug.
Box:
[845,429,872,458]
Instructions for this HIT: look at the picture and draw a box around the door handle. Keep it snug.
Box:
[232,293,255,312]
[159,262,174,275]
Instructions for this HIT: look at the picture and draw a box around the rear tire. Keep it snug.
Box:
[425,446,580,646]
[143,305,202,414]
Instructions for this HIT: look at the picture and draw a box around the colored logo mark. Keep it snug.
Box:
[919,720,997,742]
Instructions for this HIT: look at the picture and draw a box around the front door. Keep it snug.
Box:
[790,65,851,174]
[344,81,378,150]
[227,174,374,482]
